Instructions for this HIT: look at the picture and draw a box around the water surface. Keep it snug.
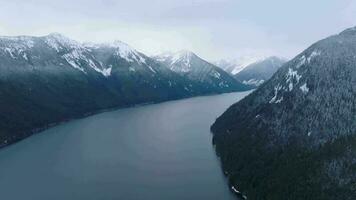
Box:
[0,91,250,200]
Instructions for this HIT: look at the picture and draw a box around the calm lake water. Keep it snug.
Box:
[0,91,250,200]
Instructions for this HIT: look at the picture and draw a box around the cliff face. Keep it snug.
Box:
[211,27,356,200]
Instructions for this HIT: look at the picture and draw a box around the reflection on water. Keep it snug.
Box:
[0,91,250,200]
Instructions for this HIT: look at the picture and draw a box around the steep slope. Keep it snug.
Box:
[154,51,251,93]
[211,27,356,199]
[0,34,199,147]
[234,56,286,87]
[84,41,201,101]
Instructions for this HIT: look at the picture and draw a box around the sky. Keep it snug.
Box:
[0,0,355,61]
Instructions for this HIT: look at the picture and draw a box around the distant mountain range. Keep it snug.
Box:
[234,56,286,87]
[0,33,248,147]
[211,27,356,199]
[214,55,265,75]
[153,51,250,92]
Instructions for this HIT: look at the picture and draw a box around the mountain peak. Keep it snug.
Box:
[85,40,146,65]
[47,32,67,38]
[214,55,268,75]
[176,50,195,56]
[234,56,286,87]
[109,40,132,49]
[44,33,81,50]
[45,33,77,44]
[170,50,196,65]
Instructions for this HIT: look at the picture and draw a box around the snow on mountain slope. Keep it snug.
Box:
[0,33,163,77]
[234,56,286,87]
[0,35,35,61]
[85,40,147,65]
[153,50,251,92]
[153,50,196,73]
[214,55,265,75]
[211,26,356,200]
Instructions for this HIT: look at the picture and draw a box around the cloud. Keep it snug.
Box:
[0,0,352,61]
[341,1,356,26]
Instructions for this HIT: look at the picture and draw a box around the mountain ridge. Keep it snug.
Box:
[214,55,266,75]
[0,33,249,148]
[211,27,356,199]
[234,56,286,87]
[153,51,251,93]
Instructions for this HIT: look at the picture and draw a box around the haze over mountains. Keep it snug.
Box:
[211,27,356,200]
[214,56,263,75]
[214,56,286,88]
[153,51,250,92]
[234,56,286,87]
[0,33,248,147]
[1,26,353,200]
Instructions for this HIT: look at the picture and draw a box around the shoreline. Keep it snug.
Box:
[0,89,252,150]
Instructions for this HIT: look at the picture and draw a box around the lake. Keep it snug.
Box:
[0,91,250,200]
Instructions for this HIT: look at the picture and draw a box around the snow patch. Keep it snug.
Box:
[61,47,112,76]
[101,67,112,77]
[109,41,147,64]
[295,55,306,69]
[86,40,148,68]
[288,82,293,91]
[300,83,309,94]
[4,48,16,58]
[212,71,221,79]
[62,49,87,73]
[45,33,81,52]
[307,50,321,63]
[0,36,34,49]
[0,36,34,59]
[275,96,284,103]
[231,186,241,194]
[243,79,265,87]
[63,56,85,73]
[129,67,136,72]
[87,59,112,77]
[22,53,28,60]
[162,51,194,73]
[270,84,283,103]
[286,68,302,91]
[286,68,302,82]
[45,37,62,52]
[218,81,229,88]
[295,50,320,68]
[147,65,156,73]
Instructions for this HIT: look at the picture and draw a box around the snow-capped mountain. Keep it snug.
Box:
[0,33,251,148]
[211,27,356,200]
[214,55,265,75]
[153,50,251,93]
[234,56,286,87]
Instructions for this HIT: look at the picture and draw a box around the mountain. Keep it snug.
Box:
[214,56,264,75]
[153,51,251,93]
[234,56,286,87]
[0,33,247,148]
[211,27,356,199]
